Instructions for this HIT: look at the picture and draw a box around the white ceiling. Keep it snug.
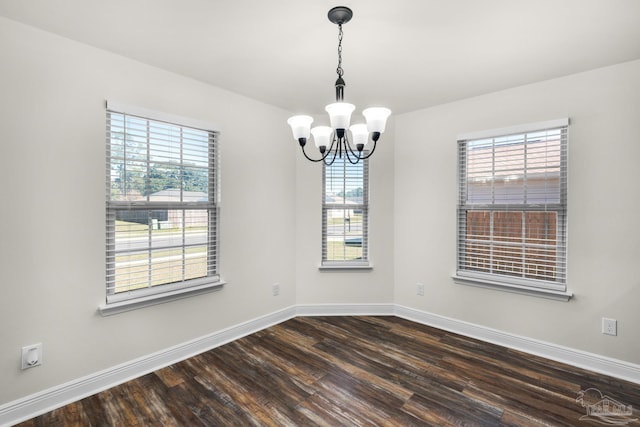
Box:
[1,0,640,114]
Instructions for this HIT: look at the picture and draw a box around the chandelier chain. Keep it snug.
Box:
[336,24,344,77]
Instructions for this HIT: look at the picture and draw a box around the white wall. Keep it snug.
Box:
[394,60,640,364]
[0,17,296,405]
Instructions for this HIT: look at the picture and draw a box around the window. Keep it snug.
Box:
[322,155,369,267]
[455,119,569,298]
[104,104,220,311]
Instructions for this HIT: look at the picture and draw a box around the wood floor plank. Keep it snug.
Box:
[410,375,504,426]
[439,356,584,425]
[154,365,185,389]
[310,340,415,403]
[439,334,582,396]
[313,372,408,426]
[15,316,640,426]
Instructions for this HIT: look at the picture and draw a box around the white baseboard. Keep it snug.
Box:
[0,306,297,427]
[394,305,640,385]
[3,303,639,426]
[296,303,395,317]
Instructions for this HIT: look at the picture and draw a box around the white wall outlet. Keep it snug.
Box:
[416,282,425,296]
[602,318,617,336]
[272,283,280,296]
[21,343,42,369]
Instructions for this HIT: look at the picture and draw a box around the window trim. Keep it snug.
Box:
[319,263,373,270]
[451,274,572,301]
[454,118,572,300]
[98,280,226,316]
[102,102,223,314]
[321,153,370,269]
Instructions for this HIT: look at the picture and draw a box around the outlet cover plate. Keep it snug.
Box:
[21,343,42,369]
[602,318,617,336]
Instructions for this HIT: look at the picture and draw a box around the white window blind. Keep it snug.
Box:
[322,155,369,265]
[456,120,568,291]
[105,109,220,304]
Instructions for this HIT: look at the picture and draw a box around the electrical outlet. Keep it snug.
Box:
[21,343,42,369]
[416,282,425,296]
[272,283,280,296]
[602,318,617,336]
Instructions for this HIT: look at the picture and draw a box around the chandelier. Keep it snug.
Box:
[287,6,391,165]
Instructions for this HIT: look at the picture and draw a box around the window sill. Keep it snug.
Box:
[98,280,226,316]
[452,274,572,301]
[319,263,372,271]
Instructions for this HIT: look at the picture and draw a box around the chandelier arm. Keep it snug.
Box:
[343,134,360,156]
[300,144,330,163]
[341,134,365,164]
[345,149,362,164]
[325,134,339,165]
[327,134,338,154]
[323,149,339,166]
[357,139,378,160]
[301,132,340,163]
[344,142,363,165]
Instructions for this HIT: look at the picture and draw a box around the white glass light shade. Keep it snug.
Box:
[287,115,314,140]
[349,124,369,147]
[362,107,391,133]
[310,126,333,149]
[325,102,355,130]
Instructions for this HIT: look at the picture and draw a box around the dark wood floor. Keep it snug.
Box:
[17,316,640,426]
